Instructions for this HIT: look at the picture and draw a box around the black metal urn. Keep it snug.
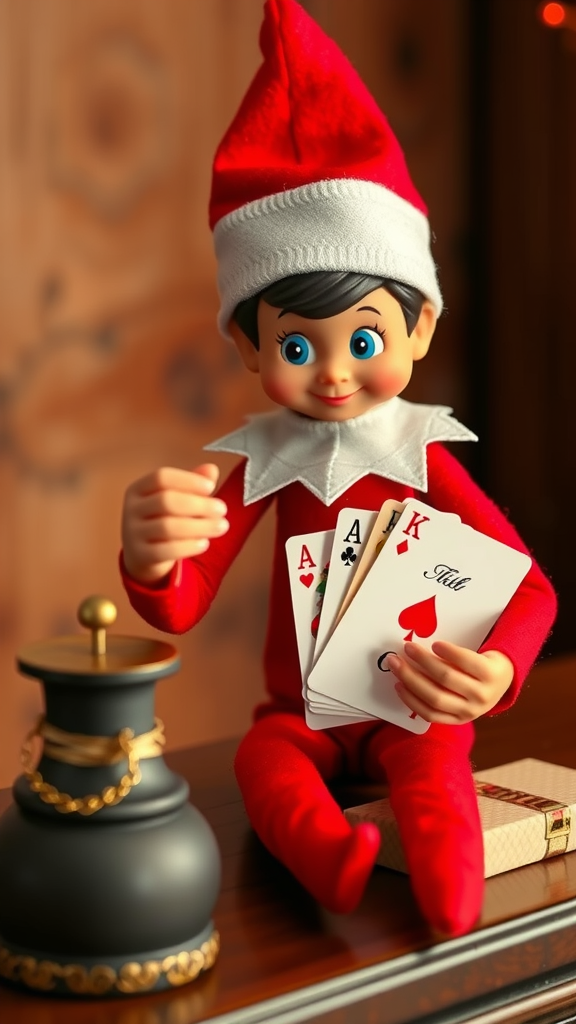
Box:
[0,596,221,998]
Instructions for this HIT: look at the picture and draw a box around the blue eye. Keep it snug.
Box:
[279,334,316,365]
[349,328,384,360]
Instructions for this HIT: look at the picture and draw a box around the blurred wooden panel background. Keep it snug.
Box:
[0,0,571,789]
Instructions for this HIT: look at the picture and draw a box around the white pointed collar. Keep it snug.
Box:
[205,398,477,507]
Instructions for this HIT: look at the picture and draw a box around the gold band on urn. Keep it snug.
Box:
[21,716,166,815]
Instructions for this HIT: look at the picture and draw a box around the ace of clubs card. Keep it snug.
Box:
[313,506,378,660]
[331,498,406,631]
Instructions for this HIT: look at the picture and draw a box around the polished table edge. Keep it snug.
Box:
[1,900,576,1024]
[197,899,576,1024]
[413,975,576,1024]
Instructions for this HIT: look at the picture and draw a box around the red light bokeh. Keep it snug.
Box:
[539,2,566,27]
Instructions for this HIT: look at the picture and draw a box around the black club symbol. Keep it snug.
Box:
[341,546,357,567]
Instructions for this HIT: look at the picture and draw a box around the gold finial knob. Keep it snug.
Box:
[78,596,117,657]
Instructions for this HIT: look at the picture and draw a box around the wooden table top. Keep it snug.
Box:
[1,652,576,1024]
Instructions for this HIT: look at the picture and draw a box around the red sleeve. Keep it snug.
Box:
[119,460,274,635]
[424,443,557,712]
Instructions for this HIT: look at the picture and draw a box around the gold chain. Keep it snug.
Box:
[21,719,146,816]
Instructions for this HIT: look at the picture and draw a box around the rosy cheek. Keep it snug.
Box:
[368,367,409,398]
[261,369,298,407]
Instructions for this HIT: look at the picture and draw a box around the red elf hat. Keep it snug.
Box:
[210,0,442,336]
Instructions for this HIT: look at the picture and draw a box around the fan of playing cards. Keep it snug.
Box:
[286,499,532,734]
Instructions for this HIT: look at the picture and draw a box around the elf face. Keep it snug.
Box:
[232,286,436,422]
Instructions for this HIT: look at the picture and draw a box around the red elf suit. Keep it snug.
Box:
[121,0,557,936]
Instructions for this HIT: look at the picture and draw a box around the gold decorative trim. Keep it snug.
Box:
[475,779,572,857]
[20,716,165,815]
[0,930,219,995]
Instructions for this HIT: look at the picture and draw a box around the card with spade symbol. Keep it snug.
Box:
[306,498,532,733]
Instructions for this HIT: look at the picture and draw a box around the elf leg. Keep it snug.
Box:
[235,714,381,913]
[364,722,483,936]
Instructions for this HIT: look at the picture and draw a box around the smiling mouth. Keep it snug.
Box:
[312,391,359,406]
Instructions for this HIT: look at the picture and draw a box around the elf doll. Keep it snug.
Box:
[120,0,557,936]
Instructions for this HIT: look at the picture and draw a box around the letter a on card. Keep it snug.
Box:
[298,544,317,573]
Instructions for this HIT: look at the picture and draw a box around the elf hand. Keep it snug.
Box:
[387,641,514,724]
[121,464,229,585]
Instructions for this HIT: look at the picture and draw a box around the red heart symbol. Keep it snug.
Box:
[299,573,314,588]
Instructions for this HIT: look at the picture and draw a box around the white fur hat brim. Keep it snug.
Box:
[214,177,443,338]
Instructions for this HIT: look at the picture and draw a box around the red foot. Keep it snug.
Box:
[326,822,381,914]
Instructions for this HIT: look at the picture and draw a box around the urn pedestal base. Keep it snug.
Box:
[0,926,220,997]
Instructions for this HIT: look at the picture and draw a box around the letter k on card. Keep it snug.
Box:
[395,509,430,555]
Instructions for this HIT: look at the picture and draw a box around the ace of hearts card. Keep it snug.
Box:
[285,527,375,729]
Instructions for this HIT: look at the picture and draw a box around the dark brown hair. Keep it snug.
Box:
[232,271,426,349]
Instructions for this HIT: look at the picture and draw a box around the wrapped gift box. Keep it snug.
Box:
[344,758,575,878]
